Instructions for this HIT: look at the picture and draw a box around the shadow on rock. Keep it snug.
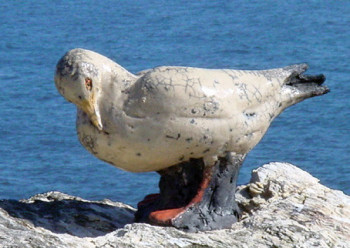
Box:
[0,192,135,238]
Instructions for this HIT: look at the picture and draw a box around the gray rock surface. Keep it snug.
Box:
[0,162,349,248]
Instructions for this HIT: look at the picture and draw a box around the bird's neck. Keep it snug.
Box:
[114,64,138,91]
[93,66,138,133]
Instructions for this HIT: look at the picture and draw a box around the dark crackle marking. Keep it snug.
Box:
[203,148,210,154]
[81,135,97,154]
[245,112,256,118]
[166,133,181,140]
[251,85,263,102]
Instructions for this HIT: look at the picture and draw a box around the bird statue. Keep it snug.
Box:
[54,48,329,232]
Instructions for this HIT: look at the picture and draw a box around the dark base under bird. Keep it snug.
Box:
[135,153,244,232]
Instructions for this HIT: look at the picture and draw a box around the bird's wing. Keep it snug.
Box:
[124,66,233,119]
[123,66,289,120]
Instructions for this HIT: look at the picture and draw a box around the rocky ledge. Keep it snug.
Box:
[0,162,349,248]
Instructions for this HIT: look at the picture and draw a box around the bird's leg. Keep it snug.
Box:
[134,153,245,232]
[148,163,212,226]
[171,152,245,231]
[136,193,160,209]
[134,158,204,224]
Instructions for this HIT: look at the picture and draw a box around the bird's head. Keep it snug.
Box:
[54,48,103,131]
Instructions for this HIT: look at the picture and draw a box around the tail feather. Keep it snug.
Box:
[287,73,326,86]
[281,64,330,101]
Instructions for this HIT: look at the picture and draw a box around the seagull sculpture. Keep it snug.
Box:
[55,48,329,232]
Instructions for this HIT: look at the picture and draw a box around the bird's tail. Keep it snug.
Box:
[277,64,329,109]
[284,64,329,97]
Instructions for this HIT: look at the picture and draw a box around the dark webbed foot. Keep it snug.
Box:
[135,153,245,232]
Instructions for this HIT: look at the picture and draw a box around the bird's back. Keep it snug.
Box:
[124,65,289,120]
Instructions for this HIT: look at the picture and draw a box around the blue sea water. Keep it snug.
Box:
[0,1,349,207]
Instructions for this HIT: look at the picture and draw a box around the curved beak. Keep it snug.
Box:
[80,98,103,131]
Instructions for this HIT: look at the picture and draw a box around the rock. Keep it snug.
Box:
[0,162,349,248]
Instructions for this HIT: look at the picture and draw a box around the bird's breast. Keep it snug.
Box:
[76,105,273,173]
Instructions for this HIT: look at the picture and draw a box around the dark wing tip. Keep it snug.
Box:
[287,73,326,86]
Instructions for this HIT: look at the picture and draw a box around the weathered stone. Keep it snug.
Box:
[1,162,349,248]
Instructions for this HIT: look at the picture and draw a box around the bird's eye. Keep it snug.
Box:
[85,77,93,91]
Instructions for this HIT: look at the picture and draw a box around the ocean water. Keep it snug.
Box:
[0,1,349,207]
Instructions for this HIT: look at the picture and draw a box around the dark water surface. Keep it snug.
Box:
[0,1,349,206]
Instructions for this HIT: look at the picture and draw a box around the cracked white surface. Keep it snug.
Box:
[54,49,327,172]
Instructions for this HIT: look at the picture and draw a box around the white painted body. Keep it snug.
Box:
[55,49,325,172]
